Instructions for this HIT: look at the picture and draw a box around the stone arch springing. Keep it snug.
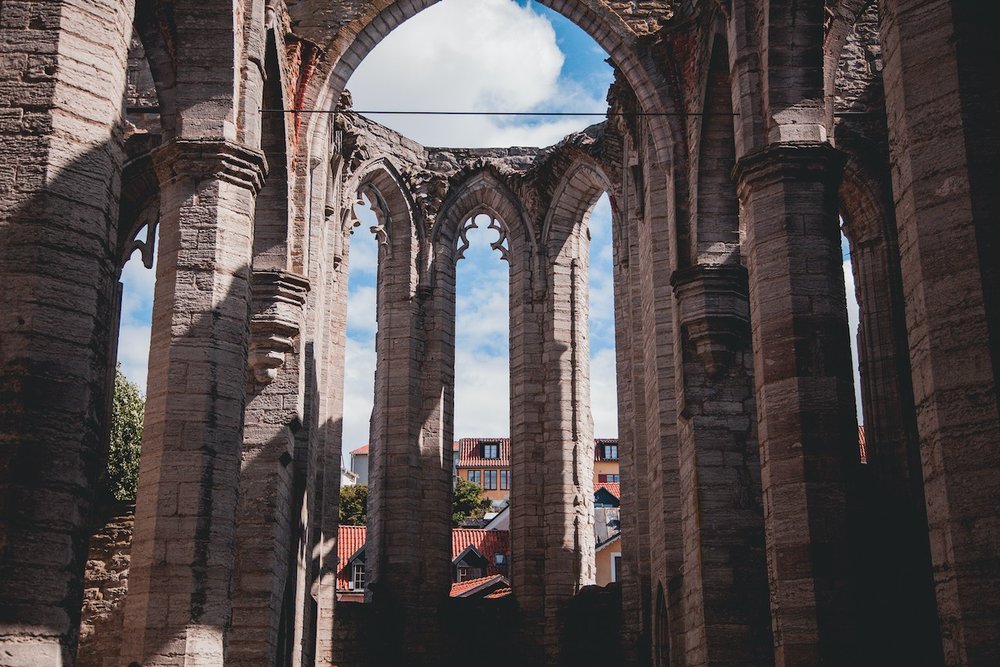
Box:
[691,33,740,267]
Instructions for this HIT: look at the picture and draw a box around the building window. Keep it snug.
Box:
[468,470,481,485]
[499,469,510,490]
[482,442,499,459]
[604,444,618,460]
[598,474,620,483]
[484,469,497,490]
[352,563,365,591]
[458,566,481,582]
[611,553,621,583]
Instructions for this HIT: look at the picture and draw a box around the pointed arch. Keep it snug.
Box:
[542,157,615,252]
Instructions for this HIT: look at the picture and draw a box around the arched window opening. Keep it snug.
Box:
[106,230,157,504]
[840,229,865,462]
[342,193,381,483]
[346,0,614,148]
[454,213,511,511]
[588,191,623,589]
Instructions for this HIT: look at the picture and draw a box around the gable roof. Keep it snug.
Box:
[455,438,510,468]
[351,444,369,455]
[451,528,510,577]
[336,526,511,589]
[595,482,621,500]
[449,574,509,598]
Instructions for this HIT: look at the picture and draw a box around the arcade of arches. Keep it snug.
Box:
[0,1,998,666]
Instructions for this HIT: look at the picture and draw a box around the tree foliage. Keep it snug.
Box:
[340,484,368,525]
[452,477,492,526]
[105,367,144,501]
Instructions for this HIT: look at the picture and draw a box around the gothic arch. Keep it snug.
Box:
[435,169,535,263]
[542,157,615,251]
[291,0,679,161]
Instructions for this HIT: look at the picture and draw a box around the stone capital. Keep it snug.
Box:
[249,269,310,384]
[732,142,846,200]
[671,264,750,379]
[152,138,268,194]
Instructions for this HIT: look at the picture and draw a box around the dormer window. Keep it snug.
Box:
[352,563,366,591]
[481,441,499,459]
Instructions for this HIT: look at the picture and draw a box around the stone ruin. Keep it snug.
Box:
[1,0,998,665]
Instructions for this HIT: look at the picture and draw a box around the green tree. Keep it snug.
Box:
[340,484,368,525]
[105,366,144,501]
[452,477,492,526]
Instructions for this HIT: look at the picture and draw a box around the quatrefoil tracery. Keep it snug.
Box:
[456,214,510,263]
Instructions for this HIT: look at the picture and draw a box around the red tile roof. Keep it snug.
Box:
[594,439,619,461]
[452,528,510,577]
[336,526,511,589]
[484,587,512,599]
[595,482,621,499]
[336,525,367,590]
[350,444,369,455]
[455,438,510,468]
[449,574,508,598]
[858,425,867,464]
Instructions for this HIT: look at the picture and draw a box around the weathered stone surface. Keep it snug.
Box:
[2,2,998,666]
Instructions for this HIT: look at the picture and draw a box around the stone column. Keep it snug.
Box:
[634,161,687,667]
[670,264,772,666]
[879,2,1000,663]
[121,139,265,665]
[733,143,859,665]
[365,203,449,666]
[537,225,596,659]
[613,200,653,665]
[230,269,309,665]
[0,0,133,662]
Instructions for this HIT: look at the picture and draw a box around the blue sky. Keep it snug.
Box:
[115,0,862,466]
[342,0,620,452]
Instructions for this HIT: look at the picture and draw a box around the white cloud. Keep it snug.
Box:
[590,347,618,437]
[342,335,377,452]
[346,0,610,147]
[347,285,378,339]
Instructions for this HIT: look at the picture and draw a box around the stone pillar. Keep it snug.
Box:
[0,0,133,662]
[365,198,449,666]
[634,161,687,666]
[613,200,653,665]
[230,269,309,665]
[538,223,596,659]
[121,139,265,665]
[879,2,1000,662]
[670,264,773,666]
[733,143,859,665]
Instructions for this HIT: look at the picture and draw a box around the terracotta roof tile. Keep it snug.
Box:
[336,525,368,590]
[484,587,512,599]
[455,438,510,468]
[451,528,510,576]
[595,482,621,499]
[337,526,511,590]
[350,444,369,455]
[858,425,867,464]
[449,574,508,598]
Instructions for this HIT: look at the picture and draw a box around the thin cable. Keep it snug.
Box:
[260,108,740,117]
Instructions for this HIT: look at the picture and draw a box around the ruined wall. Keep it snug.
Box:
[77,505,134,667]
